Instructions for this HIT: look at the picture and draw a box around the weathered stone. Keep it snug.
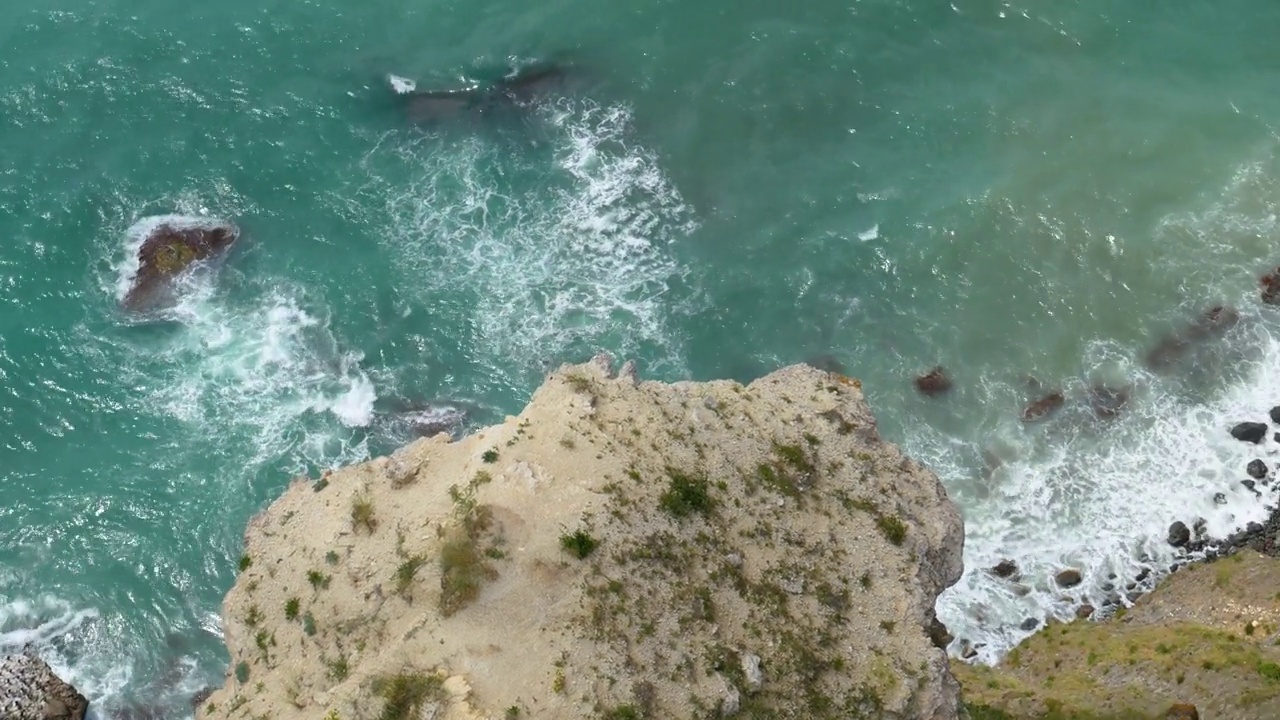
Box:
[1214,492,1228,505]
[1168,521,1191,548]
[990,559,1019,579]
[928,616,954,650]
[1019,617,1040,631]
[915,366,953,396]
[121,217,239,312]
[740,653,763,691]
[1165,702,1199,719]
[1055,569,1083,588]
[1248,459,1269,479]
[1021,392,1064,422]
[1076,604,1095,619]
[1230,422,1268,444]
[0,652,88,720]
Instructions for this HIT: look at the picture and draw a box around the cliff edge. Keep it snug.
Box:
[198,356,965,719]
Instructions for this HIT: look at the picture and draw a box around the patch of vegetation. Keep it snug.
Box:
[238,554,252,572]
[1259,661,1280,681]
[876,514,907,545]
[313,477,329,492]
[327,656,349,681]
[373,672,446,720]
[307,570,331,590]
[560,529,600,559]
[660,469,713,518]
[482,448,499,463]
[964,704,1014,720]
[325,550,340,565]
[351,494,377,533]
[302,612,317,636]
[505,707,520,719]
[244,604,261,627]
[284,597,300,621]
[565,373,594,393]
[395,554,428,596]
[235,661,250,684]
[560,437,576,449]
[439,473,500,616]
[602,706,641,720]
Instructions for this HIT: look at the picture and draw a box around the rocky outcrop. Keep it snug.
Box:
[954,550,1280,720]
[0,650,88,720]
[121,216,239,312]
[198,357,965,719]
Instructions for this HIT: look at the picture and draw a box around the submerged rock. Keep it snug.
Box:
[1088,384,1131,420]
[990,559,1020,580]
[1021,392,1064,422]
[1055,569,1083,588]
[121,217,239,312]
[0,651,88,720]
[1230,422,1268,444]
[1261,267,1280,305]
[915,365,953,396]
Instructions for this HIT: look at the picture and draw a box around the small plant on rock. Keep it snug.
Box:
[482,448,499,463]
[351,494,377,533]
[559,529,599,559]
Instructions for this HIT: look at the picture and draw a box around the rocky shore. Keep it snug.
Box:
[951,406,1280,719]
[0,650,88,720]
[196,355,967,719]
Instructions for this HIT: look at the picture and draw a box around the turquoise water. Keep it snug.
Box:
[5,0,1280,714]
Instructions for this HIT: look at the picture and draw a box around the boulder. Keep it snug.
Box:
[121,217,239,312]
[1019,617,1040,631]
[1168,521,1191,548]
[1261,267,1280,305]
[1055,569,1083,588]
[990,559,1019,579]
[1230,422,1268,444]
[1248,459,1269,479]
[1021,392,1064,422]
[1076,604,1095,619]
[928,616,954,650]
[0,651,88,720]
[914,366,953,396]
[1271,406,1280,424]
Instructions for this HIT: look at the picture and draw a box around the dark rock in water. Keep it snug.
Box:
[1021,391,1065,422]
[989,559,1019,579]
[121,217,239,312]
[1248,459,1269,479]
[1076,604,1095,619]
[0,650,88,719]
[1135,567,1151,583]
[1193,518,1207,539]
[915,366,952,397]
[804,354,845,375]
[1242,480,1260,496]
[1230,421,1268,444]
[190,687,214,709]
[1088,384,1131,420]
[1055,569,1083,588]
[927,616,954,650]
[958,639,979,660]
[1213,492,1228,505]
[399,404,468,438]
[1165,703,1199,720]
[1261,267,1280,305]
[1187,305,1239,339]
[1270,406,1280,424]
[1248,522,1265,536]
[1019,617,1040,631]
[398,61,580,127]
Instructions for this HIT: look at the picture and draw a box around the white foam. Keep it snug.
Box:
[366,97,700,382]
[858,224,879,241]
[387,73,417,94]
[933,311,1280,665]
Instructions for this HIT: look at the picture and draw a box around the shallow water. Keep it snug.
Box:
[4,0,1280,712]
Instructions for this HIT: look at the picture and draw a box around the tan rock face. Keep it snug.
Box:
[198,356,965,720]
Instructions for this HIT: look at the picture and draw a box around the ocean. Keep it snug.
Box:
[3,0,1280,715]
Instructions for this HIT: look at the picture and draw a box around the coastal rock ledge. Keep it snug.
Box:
[0,650,88,720]
[199,357,965,720]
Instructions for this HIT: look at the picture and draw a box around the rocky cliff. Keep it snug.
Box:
[197,355,965,720]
